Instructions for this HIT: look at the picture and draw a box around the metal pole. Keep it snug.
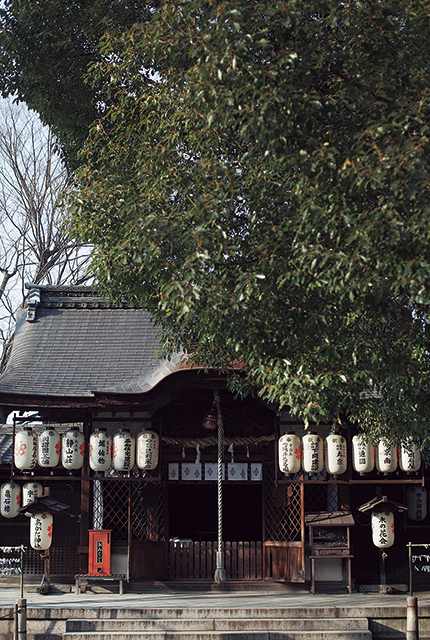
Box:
[14,602,18,640]
[379,550,388,594]
[213,391,225,584]
[408,542,413,597]
[20,547,24,600]
[16,598,26,640]
[406,596,419,640]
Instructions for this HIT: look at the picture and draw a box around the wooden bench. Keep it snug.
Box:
[74,573,125,595]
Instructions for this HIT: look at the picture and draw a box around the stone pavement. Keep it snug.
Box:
[0,581,429,610]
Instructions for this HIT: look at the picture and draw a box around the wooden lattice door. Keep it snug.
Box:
[264,463,305,582]
[92,468,167,580]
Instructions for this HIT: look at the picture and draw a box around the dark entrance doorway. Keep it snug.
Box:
[169,484,262,542]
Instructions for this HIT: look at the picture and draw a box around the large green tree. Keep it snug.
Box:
[69,1,430,442]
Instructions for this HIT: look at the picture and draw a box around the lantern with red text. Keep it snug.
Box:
[0,482,21,518]
[352,435,374,475]
[407,486,427,522]
[89,427,112,471]
[371,511,395,548]
[302,433,323,475]
[112,429,135,471]
[62,426,85,470]
[22,482,43,506]
[399,441,421,474]
[38,427,61,468]
[30,512,53,550]
[278,433,301,475]
[14,427,37,470]
[376,440,397,475]
[136,430,159,470]
[325,434,347,477]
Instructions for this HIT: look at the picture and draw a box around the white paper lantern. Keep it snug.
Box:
[376,439,397,475]
[62,426,85,470]
[30,512,53,550]
[278,433,301,475]
[136,430,159,470]
[112,429,135,471]
[400,441,421,474]
[352,435,374,475]
[371,511,395,548]
[0,482,21,518]
[38,427,61,468]
[22,482,43,506]
[89,427,112,471]
[407,486,427,521]
[302,433,323,475]
[14,427,37,470]
[325,433,347,477]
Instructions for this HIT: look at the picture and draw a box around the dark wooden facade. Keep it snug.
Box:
[0,285,427,589]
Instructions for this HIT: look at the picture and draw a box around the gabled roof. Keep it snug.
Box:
[0,285,185,398]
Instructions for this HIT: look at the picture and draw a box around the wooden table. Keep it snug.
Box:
[74,573,125,595]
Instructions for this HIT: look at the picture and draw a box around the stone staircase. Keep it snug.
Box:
[62,608,372,640]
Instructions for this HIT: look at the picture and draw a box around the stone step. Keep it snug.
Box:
[65,618,370,632]
[63,632,372,640]
[61,607,363,620]
[63,616,372,640]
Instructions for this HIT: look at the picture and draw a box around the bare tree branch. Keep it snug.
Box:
[0,97,92,371]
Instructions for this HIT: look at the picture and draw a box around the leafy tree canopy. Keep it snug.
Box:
[0,0,157,166]
[69,0,430,443]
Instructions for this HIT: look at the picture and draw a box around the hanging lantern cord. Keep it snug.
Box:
[213,391,226,584]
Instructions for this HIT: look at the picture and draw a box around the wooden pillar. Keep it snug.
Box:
[300,474,305,582]
[79,413,92,573]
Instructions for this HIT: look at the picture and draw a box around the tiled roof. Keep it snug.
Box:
[0,433,12,464]
[0,285,185,398]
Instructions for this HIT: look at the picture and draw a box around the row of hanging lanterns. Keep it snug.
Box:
[0,481,43,518]
[13,426,159,472]
[279,433,421,477]
[0,480,53,550]
[0,479,55,549]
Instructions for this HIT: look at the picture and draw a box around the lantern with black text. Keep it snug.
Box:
[278,433,301,475]
[302,433,323,475]
[325,433,347,477]
[407,486,427,521]
[352,435,374,475]
[0,482,21,518]
[399,441,421,474]
[30,512,53,550]
[38,427,60,468]
[89,427,112,471]
[14,427,37,470]
[22,482,43,506]
[62,426,85,470]
[371,511,394,548]
[112,429,135,471]
[136,429,159,470]
[376,440,397,475]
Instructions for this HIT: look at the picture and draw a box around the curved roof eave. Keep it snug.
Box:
[90,351,191,395]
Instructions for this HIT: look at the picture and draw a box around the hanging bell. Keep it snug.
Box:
[202,408,218,430]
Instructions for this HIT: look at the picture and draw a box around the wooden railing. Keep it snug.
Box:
[168,540,263,580]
